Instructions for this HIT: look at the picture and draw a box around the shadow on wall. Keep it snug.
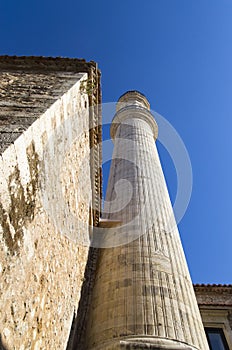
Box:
[66,247,99,350]
[0,335,8,350]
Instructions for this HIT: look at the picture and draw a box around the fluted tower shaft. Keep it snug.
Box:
[85,92,209,350]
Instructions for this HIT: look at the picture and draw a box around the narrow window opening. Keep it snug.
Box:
[205,327,229,350]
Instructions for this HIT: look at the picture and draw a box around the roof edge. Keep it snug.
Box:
[0,55,100,74]
[194,284,232,294]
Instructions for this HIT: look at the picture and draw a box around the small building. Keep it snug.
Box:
[194,284,232,349]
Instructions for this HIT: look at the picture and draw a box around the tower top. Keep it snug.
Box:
[111,91,158,140]
[116,90,150,111]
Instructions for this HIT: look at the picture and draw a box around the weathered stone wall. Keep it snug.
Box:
[0,63,92,154]
[0,61,100,349]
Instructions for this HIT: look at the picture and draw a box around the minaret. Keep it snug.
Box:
[85,91,209,349]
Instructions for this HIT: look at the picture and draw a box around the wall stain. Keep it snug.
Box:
[0,141,40,255]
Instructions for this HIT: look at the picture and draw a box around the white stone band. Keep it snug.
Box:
[111,105,158,141]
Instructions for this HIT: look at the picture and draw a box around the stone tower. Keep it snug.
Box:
[85,91,209,349]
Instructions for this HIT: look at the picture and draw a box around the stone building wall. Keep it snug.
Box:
[194,284,232,349]
[0,57,101,350]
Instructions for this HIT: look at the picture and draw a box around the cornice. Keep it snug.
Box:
[194,284,232,294]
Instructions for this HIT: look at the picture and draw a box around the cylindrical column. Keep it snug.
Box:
[85,91,209,350]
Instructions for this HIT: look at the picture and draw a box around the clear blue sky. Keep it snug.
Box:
[1,0,231,283]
